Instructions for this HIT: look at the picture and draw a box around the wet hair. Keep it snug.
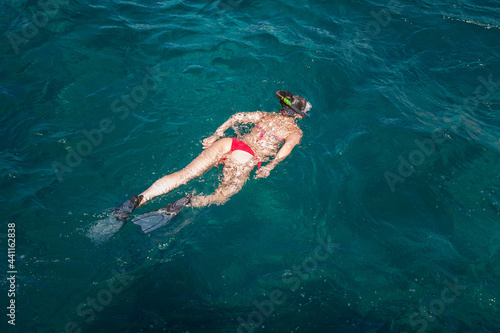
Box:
[276,90,307,111]
[276,90,312,118]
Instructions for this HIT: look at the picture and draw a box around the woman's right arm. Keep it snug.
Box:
[203,111,265,148]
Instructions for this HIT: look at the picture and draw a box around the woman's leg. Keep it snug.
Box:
[139,138,233,203]
[190,161,254,207]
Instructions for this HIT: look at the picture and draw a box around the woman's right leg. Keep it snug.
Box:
[139,138,233,204]
[190,159,254,207]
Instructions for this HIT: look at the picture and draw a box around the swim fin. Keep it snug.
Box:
[131,194,192,233]
[113,195,143,221]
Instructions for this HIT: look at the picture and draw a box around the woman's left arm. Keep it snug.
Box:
[255,131,302,179]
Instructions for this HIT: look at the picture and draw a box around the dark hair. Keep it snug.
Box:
[276,90,307,111]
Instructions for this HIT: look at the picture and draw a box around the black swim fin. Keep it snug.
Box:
[131,194,192,233]
[114,195,143,221]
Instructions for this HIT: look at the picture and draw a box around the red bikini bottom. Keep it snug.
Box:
[220,138,261,169]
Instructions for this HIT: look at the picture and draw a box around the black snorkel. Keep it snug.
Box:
[276,92,310,118]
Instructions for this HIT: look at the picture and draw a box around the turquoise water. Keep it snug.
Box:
[1,0,500,332]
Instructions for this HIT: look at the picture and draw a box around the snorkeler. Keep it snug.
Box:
[114,90,312,233]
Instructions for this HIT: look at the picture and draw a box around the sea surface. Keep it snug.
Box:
[1,0,500,332]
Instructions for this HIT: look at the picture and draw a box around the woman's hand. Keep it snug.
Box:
[254,165,272,179]
[202,135,219,149]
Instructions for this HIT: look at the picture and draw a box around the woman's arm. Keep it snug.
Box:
[203,112,265,148]
[255,130,302,179]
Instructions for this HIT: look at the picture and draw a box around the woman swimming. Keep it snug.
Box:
[114,90,312,232]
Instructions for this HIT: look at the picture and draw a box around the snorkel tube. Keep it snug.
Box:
[276,91,310,118]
